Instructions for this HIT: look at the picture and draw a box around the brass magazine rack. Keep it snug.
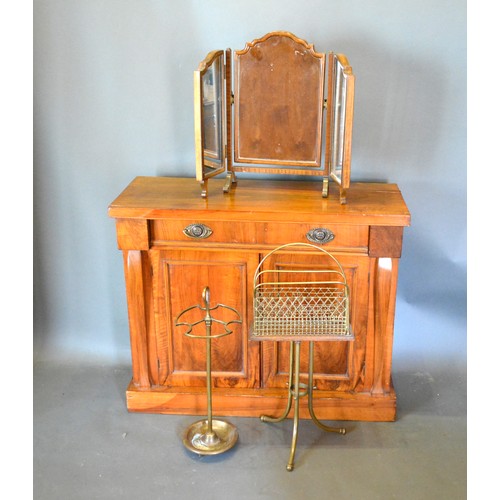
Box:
[175,287,242,455]
[250,242,354,470]
[194,31,355,202]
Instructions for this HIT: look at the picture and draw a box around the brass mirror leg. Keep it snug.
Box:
[222,174,232,193]
[200,180,208,198]
[322,177,329,198]
[287,341,302,471]
[223,172,237,193]
[308,342,346,435]
[260,341,294,423]
[339,186,347,205]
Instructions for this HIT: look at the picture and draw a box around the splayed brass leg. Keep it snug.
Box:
[286,341,302,471]
[308,342,346,435]
[260,341,295,423]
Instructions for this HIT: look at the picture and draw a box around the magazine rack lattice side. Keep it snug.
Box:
[250,242,354,471]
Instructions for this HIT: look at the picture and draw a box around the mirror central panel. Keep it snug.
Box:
[234,32,325,167]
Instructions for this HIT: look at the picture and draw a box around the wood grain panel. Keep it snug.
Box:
[259,252,369,392]
[108,177,411,227]
[151,219,368,251]
[234,32,325,166]
[153,249,260,389]
[115,219,149,250]
[369,226,404,258]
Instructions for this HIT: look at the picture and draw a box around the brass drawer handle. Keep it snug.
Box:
[183,223,213,239]
[306,228,335,245]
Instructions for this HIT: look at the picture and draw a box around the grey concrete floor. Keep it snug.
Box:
[34,359,466,500]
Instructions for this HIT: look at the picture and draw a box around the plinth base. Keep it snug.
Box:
[126,381,398,421]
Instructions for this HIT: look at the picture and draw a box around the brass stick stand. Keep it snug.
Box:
[175,287,242,455]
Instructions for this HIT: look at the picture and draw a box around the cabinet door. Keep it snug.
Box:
[259,252,369,392]
[152,249,260,389]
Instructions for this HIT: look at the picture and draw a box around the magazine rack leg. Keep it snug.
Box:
[260,341,346,471]
[260,341,295,425]
[307,342,347,435]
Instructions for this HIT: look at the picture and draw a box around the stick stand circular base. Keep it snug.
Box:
[183,418,238,455]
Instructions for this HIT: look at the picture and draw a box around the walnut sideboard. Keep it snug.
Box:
[108,176,411,421]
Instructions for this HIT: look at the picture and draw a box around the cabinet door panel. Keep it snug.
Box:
[259,252,369,391]
[153,249,259,389]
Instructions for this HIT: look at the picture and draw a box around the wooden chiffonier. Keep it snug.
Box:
[108,176,410,421]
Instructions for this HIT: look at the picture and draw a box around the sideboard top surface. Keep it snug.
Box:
[108,176,411,226]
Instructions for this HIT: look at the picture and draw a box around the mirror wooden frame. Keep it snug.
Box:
[194,32,355,203]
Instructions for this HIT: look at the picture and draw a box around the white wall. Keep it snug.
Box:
[33,0,466,367]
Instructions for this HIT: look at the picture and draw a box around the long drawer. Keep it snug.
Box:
[150,219,368,252]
